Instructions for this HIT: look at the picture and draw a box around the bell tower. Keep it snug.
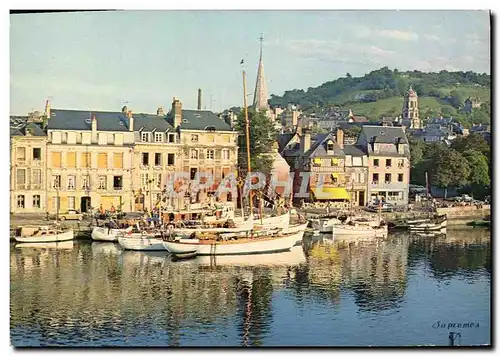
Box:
[402,86,421,129]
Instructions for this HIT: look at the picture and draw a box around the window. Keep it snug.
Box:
[33,148,41,160]
[373,159,379,167]
[167,153,175,166]
[372,173,379,184]
[82,175,90,189]
[81,153,91,168]
[154,173,162,188]
[191,134,199,142]
[327,142,334,151]
[141,132,150,142]
[67,152,76,168]
[224,135,230,143]
[113,176,123,190]
[68,196,75,210]
[388,191,403,201]
[207,135,215,143]
[32,169,41,185]
[17,147,26,161]
[142,153,149,166]
[52,197,60,211]
[113,153,123,169]
[190,168,198,180]
[141,173,149,188]
[222,149,230,160]
[386,159,392,167]
[16,169,26,185]
[398,159,404,168]
[67,175,76,190]
[33,195,41,208]
[17,195,25,209]
[52,175,61,189]
[190,149,198,160]
[155,153,162,166]
[168,134,176,143]
[385,173,391,183]
[154,133,163,142]
[52,152,62,168]
[97,153,108,169]
[398,173,404,182]
[206,149,215,160]
[98,176,107,190]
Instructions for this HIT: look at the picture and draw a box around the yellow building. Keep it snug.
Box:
[10,123,48,213]
[46,108,135,214]
[130,107,182,212]
[168,97,239,208]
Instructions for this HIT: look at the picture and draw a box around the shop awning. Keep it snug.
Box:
[313,187,351,200]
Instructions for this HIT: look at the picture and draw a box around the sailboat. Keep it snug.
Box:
[331,198,388,238]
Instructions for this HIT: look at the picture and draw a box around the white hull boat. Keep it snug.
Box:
[14,226,74,243]
[15,240,74,249]
[286,222,309,245]
[310,218,341,233]
[163,226,306,256]
[409,219,447,231]
[254,212,290,231]
[118,234,166,251]
[172,217,254,237]
[332,224,388,238]
[91,226,128,242]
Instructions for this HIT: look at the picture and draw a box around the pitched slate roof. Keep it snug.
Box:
[303,132,345,158]
[361,126,409,144]
[48,109,131,131]
[342,144,367,156]
[167,110,233,131]
[47,109,174,132]
[277,132,296,152]
[25,123,47,136]
[133,113,173,132]
[10,127,23,136]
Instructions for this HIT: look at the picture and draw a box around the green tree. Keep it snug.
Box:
[449,90,464,108]
[430,148,471,197]
[235,108,277,175]
[451,133,490,158]
[462,149,490,187]
[408,139,425,168]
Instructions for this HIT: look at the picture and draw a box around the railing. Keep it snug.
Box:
[114,186,123,191]
[32,160,42,166]
[16,184,26,190]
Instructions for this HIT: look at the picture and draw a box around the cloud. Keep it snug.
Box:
[376,29,419,42]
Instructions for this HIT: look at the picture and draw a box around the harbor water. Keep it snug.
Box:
[10,227,490,347]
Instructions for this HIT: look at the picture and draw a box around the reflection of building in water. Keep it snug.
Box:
[10,243,297,346]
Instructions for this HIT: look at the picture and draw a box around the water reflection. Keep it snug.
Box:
[10,227,490,347]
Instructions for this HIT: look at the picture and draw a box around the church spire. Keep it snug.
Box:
[253,33,269,112]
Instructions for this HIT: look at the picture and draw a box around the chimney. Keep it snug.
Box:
[296,124,302,136]
[336,127,344,149]
[91,114,97,133]
[44,100,51,119]
[127,110,134,132]
[300,128,311,153]
[157,107,165,116]
[121,105,128,114]
[172,97,183,129]
[197,89,202,111]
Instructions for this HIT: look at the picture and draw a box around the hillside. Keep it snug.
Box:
[269,67,491,126]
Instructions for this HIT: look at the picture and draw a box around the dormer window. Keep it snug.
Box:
[191,134,199,142]
[326,141,334,151]
[205,126,216,132]
[141,132,150,142]
[154,132,163,142]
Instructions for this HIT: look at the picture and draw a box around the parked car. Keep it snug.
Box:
[366,202,395,212]
[461,194,474,202]
[59,209,84,221]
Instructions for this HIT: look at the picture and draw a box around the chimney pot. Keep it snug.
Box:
[197,89,202,111]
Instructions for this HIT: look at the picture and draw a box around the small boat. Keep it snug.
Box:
[117,232,166,251]
[171,216,254,237]
[15,240,74,249]
[332,223,388,238]
[412,228,447,237]
[163,224,307,256]
[91,225,133,242]
[309,217,341,233]
[408,218,447,231]
[254,212,290,231]
[468,219,491,227]
[14,225,74,243]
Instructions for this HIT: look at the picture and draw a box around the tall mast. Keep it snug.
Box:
[243,71,254,215]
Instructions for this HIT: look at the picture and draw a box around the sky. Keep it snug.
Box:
[10,10,490,115]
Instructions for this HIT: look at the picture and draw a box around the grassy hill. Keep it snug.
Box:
[269,67,491,126]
